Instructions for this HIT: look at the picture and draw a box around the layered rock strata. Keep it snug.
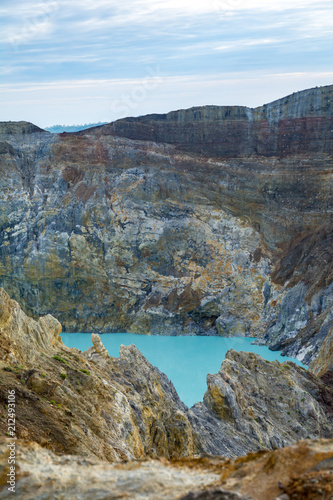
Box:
[199,349,333,451]
[97,84,333,157]
[309,327,333,377]
[0,85,333,363]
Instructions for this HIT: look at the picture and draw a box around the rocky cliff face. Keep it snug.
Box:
[0,289,332,463]
[200,350,333,449]
[101,84,333,157]
[0,288,196,461]
[0,85,333,364]
[0,288,62,366]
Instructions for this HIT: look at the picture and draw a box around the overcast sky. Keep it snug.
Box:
[0,0,332,127]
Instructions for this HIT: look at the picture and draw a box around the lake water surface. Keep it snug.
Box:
[61,333,306,407]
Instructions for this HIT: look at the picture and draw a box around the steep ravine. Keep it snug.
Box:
[0,84,333,366]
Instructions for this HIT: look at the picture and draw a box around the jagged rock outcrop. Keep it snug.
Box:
[0,289,332,462]
[1,438,332,499]
[0,85,333,363]
[199,350,333,450]
[0,287,62,365]
[91,333,109,358]
[0,289,196,461]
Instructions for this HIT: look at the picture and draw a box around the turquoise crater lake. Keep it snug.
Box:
[60,333,306,407]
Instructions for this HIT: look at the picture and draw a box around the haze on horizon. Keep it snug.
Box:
[0,0,332,128]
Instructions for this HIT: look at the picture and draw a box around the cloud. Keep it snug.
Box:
[2,0,331,38]
[0,0,332,125]
[215,38,280,51]
[66,0,328,17]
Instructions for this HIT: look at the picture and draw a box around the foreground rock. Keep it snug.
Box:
[1,289,332,463]
[198,350,333,450]
[0,85,333,364]
[0,288,62,365]
[0,439,332,499]
[0,288,195,460]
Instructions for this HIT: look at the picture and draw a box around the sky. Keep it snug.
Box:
[0,0,332,128]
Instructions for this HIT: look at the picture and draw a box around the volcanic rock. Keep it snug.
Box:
[0,85,333,363]
[0,438,332,500]
[1,289,332,462]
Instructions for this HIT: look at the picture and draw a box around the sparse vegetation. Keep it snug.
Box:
[53,355,68,365]
[60,373,67,379]
[79,369,90,376]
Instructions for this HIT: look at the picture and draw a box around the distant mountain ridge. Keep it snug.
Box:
[92,84,333,157]
[45,122,107,133]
